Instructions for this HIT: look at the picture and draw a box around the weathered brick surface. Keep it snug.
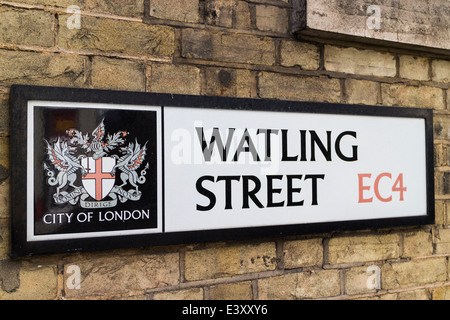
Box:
[381,83,445,109]
[0,7,54,47]
[255,5,289,34]
[58,15,175,57]
[434,116,450,140]
[258,72,341,102]
[327,234,400,265]
[0,219,10,261]
[0,50,86,87]
[182,29,275,65]
[85,0,144,17]
[63,253,179,298]
[234,1,251,30]
[0,93,9,134]
[203,68,255,97]
[204,0,233,28]
[15,0,84,7]
[435,200,446,225]
[184,242,277,281]
[399,55,430,81]
[258,270,341,299]
[325,46,396,77]
[434,228,450,255]
[147,64,201,95]
[432,60,450,83]
[149,0,199,23]
[0,262,57,300]
[402,231,433,258]
[393,289,430,300]
[345,79,379,105]
[0,138,9,222]
[91,57,146,92]
[283,238,323,269]
[210,281,253,300]
[280,40,320,70]
[433,286,450,300]
[435,171,450,196]
[382,257,447,290]
[153,288,204,300]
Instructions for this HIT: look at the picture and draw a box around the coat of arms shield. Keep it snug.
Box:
[81,157,116,201]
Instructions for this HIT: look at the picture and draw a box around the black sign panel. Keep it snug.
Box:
[10,85,435,257]
[33,107,158,236]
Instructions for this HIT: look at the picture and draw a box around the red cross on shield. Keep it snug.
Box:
[81,157,116,201]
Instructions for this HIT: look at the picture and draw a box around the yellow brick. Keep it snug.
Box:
[327,234,400,265]
[0,263,58,300]
[435,144,446,167]
[258,72,341,102]
[85,0,144,17]
[58,15,175,57]
[184,242,276,281]
[153,288,204,300]
[16,0,83,7]
[283,238,323,269]
[182,29,275,66]
[149,0,199,23]
[382,257,447,290]
[399,55,430,81]
[205,0,233,27]
[433,286,450,300]
[0,219,10,260]
[381,83,445,109]
[435,228,450,254]
[234,1,251,30]
[258,270,341,299]
[395,289,429,300]
[0,7,54,47]
[148,64,201,95]
[0,137,9,221]
[255,5,289,34]
[432,59,450,83]
[435,200,446,225]
[434,115,450,140]
[0,50,86,87]
[63,253,179,298]
[280,40,320,70]
[91,57,146,92]
[448,89,450,109]
[345,79,379,105]
[0,92,9,134]
[325,46,396,77]
[203,68,255,98]
[0,182,8,221]
[210,281,252,300]
[402,231,433,258]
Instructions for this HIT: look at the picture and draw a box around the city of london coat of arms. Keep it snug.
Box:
[43,119,150,209]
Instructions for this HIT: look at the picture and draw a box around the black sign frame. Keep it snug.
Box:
[10,85,435,257]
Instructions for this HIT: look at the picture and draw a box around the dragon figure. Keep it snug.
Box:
[110,139,148,194]
[44,138,86,198]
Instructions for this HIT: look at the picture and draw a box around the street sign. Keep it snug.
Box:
[10,85,434,256]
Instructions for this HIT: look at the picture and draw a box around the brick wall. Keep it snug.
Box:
[0,0,449,300]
